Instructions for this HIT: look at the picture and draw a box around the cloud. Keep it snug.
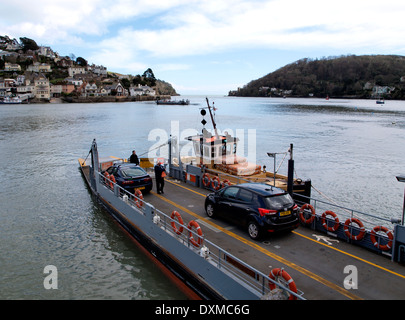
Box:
[1,0,405,94]
[87,0,405,59]
[2,0,405,56]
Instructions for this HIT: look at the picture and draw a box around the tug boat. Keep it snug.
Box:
[175,98,312,202]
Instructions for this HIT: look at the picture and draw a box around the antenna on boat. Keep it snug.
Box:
[205,97,219,138]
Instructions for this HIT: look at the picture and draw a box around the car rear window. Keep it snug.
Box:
[263,193,294,210]
[121,166,147,178]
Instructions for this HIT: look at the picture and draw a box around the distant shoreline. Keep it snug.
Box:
[27,95,172,104]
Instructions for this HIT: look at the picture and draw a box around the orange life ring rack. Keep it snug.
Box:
[299,204,316,224]
[370,226,393,251]
[202,173,211,188]
[170,211,184,235]
[211,176,221,190]
[344,218,365,241]
[134,189,144,208]
[268,268,298,300]
[321,210,340,232]
[188,220,203,247]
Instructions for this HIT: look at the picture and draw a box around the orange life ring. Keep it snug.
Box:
[221,179,231,188]
[211,176,221,190]
[370,226,393,251]
[188,220,203,247]
[109,174,116,189]
[103,171,110,184]
[170,211,184,235]
[268,268,298,300]
[299,204,316,224]
[202,173,211,188]
[134,189,144,208]
[321,210,340,232]
[344,218,365,241]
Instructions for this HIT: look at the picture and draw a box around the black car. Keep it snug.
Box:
[204,183,299,240]
[105,163,153,194]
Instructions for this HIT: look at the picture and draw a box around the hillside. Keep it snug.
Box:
[229,55,405,99]
[0,35,178,100]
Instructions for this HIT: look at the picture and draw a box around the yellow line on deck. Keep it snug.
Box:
[153,184,362,300]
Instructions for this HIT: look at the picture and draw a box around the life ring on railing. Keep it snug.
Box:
[109,174,116,189]
[103,171,110,184]
[202,173,211,188]
[321,210,340,232]
[170,211,184,235]
[221,179,231,188]
[299,204,316,224]
[344,218,365,241]
[370,226,393,251]
[188,220,203,247]
[268,268,298,300]
[134,189,144,208]
[211,176,221,190]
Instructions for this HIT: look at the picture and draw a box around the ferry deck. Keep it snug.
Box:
[143,174,405,300]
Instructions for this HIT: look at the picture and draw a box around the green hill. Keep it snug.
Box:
[229,55,405,99]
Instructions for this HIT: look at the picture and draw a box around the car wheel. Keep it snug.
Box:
[206,203,216,218]
[248,221,261,240]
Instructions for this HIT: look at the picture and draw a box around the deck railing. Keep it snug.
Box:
[294,193,396,256]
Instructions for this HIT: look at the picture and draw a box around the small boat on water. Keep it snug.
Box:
[156,99,190,105]
[0,96,22,104]
[376,98,385,104]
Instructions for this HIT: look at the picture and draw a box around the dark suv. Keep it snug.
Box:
[204,183,299,240]
[105,163,153,194]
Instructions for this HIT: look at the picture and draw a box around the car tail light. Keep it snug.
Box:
[258,208,278,216]
[122,180,134,185]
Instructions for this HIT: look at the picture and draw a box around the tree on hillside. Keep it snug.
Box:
[76,57,88,67]
[142,68,156,86]
[19,37,39,52]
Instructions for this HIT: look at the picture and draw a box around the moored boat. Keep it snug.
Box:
[0,96,22,104]
[156,99,190,105]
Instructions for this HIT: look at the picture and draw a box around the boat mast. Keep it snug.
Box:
[206,97,219,138]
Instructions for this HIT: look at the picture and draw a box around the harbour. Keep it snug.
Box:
[1,96,405,300]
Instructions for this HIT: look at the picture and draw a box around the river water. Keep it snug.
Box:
[1,96,405,299]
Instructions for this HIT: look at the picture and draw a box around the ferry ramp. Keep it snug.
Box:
[143,176,405,300]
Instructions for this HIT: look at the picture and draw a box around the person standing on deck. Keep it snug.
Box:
[129,150,140,165]
[154,161,166,194]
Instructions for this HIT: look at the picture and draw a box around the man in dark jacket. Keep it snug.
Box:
[129,150,139,165]
[154,162,166,194]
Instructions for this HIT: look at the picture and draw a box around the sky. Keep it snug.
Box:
[1,0,405,95]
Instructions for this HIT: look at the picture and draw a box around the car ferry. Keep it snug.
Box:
[79,139,303,300]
